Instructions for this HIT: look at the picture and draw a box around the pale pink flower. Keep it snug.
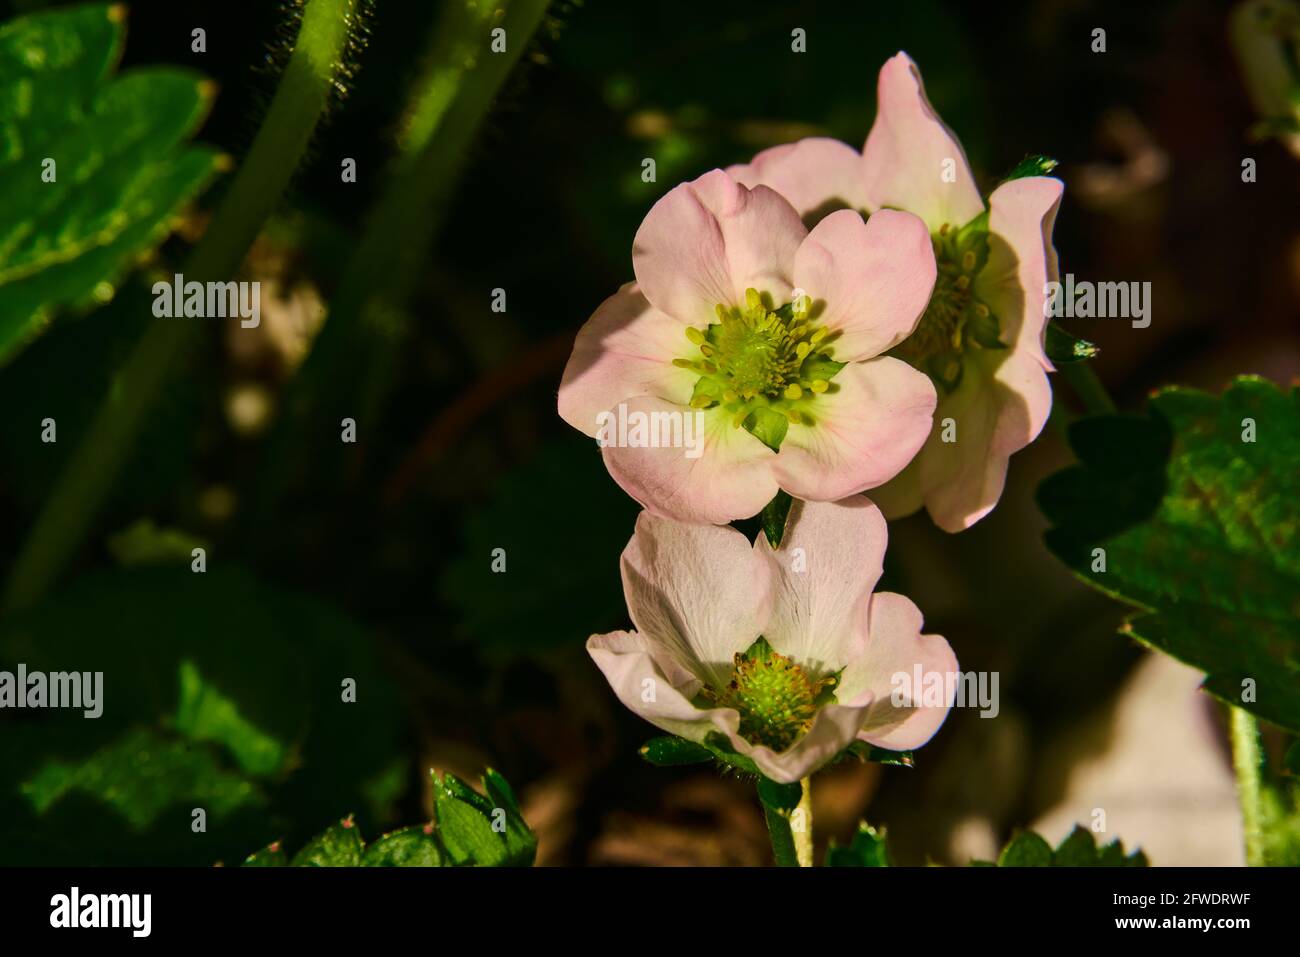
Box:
[587,498,957,783]
[557,169,938,525]
[729,52,1065,531]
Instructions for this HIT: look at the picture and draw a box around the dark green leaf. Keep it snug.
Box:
[362,825,445,867]
[846,741,915,767]
[996,831,1053,866]
[21,726,265,832]
[826,821,890,867]
[756,776,802,812]
[1003,154,1059,180]
[441,436,640,650]
[761,490,794,548]
[639,736,713,766]
[0,3,222,362]
[433,770,536,866]
[290,818,364,867]
[1045,322,1099,363]
[241,841,288,867]
[1039,377,1300,733]
[985,826,1147,867]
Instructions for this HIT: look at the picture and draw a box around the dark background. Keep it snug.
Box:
[0,0,1295,865]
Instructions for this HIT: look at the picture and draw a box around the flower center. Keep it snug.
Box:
[673,288,845,451]
[701,638,838,752]
[892,219,1005,393]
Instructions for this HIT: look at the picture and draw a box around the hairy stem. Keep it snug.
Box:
[1230,707,1267,866]
[1,0,361,614]
[248,0,553,527]
[1060,361,1117,416]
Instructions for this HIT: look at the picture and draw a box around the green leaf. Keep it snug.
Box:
[756,776,802,812]
[639,736,714,767]
[0,2,222,362]
[441,435,641,650]
[826,821,891,867]
[983,826,1147,867]
[106,519,208,568]
[241,841,288,867]
[433,770,537,866]
[20,726,265,833]
[743,406,788,453]
[362,825,445,867]
[996,831,1053,866]
[0,566,404,864]
[290,818,365,867]
[1039,376,1300,733]
[174,659,286,778]
[799,354,846,383]
[1045,322,1099,363]
[845,741,915,768]
[760,490,794,547]
[1003,153,1059,180]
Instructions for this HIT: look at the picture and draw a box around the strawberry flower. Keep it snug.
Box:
[587,497,957,783]
[558,169,938,525]
[729,53,1065,531]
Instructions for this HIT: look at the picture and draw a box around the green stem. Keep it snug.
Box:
[248,0,553,526]
[1060,361,1116,416]
[1229,706,1267,866]
[762,776,814,867]
[1,0,361,614]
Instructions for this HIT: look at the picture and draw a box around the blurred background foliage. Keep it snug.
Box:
[0,0,1296,865]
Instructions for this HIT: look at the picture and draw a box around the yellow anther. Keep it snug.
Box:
[715,304,729,322]
[723,389,739,403]
[699,344,715,356]
[672,358,695,369]
[784,383,803,400]
[955,275,970,290]
[796,341,811,359]
[786,409,802,425]
[732,409,749,428]
[810,379,828,393]
[690,395,713,409]
[974,302,989,318]
[962,250,976,271]
[685,326,705,345]
[745,287,763,311]
[810,327,828,343]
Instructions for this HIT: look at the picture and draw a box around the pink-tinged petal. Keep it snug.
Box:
[978,176,1066,372]
[587,631,730,742]
[916,351,1051,532]
[753,498,887,670]
[632,170,806,323]
[771,357,936,501]
[726,137,869,225]
[557,283,699,437]
[864,457,924,520]
[840,592,958,751]
[620,511,771,686]
[716,699,878,784]
[603,397,779,525]
[793,208,936,362]
[860,52,985,231]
